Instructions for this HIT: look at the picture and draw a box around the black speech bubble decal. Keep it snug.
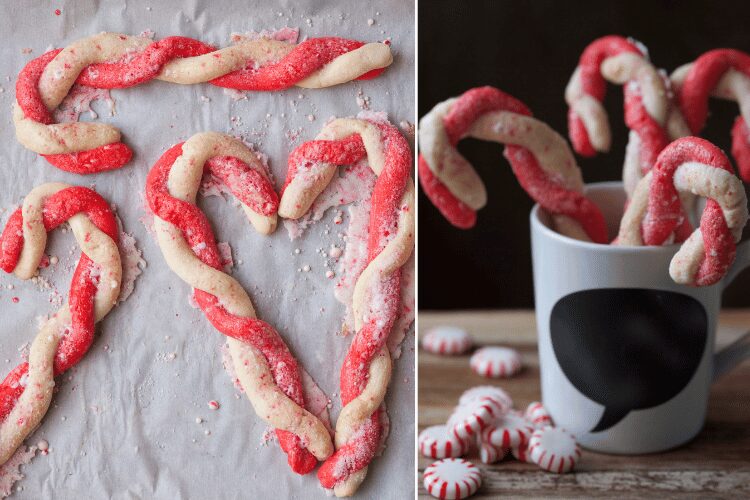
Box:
[550,288,708,432]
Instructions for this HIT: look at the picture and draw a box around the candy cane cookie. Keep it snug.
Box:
[566,35,690,196]
[617,137,748,286]
[419,86,607,243]
[145,132,332,475]
[0,183,122,465]
[671,49,750,182]
[278,116,414,496]
[14,32,393,174]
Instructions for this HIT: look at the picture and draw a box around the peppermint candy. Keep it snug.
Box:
[525,401,553,428]
[448,396,504,440]
[424,458,482,500]
[470,346,522,378]
[528,427,581,474]
[422,384,583,482]
[511,441,532,463]
[481,410,535,449]
[419,425,470,459]
[422,326,473,355]
[479,442,506,464]
[458,385,513,412]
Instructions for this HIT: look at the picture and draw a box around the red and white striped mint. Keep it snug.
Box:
[419,425,470,459]
[481,410,535,449]
[448,396,503,440]
[470,347,522,378]
[422,326,473,355]
[528,427,581,474]
[458,385,513,412]
[423,458,482,500]
[525,401,553,428]
[511,441,532,463]
[479,442,506,464]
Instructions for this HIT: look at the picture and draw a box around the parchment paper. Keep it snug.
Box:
[0,0,415,498]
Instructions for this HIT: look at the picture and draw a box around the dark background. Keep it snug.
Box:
[419,0,750,310]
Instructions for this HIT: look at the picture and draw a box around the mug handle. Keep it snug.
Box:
[714,239,750,379]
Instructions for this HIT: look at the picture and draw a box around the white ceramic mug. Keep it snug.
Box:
[530,181,750,453]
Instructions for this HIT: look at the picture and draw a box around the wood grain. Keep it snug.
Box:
[418,310,750,499]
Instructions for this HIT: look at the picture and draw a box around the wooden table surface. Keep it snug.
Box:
[418,310,750,499]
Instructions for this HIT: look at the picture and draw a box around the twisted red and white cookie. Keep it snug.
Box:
[14,32,392,174]
[146,132,332,475]
[0,184,122,465]
[617,137,748,286]
[278,115,414,496]
[672,48,750,182]
[419,86,607,242]
[565,35,690,195]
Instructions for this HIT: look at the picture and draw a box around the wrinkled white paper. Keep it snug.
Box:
[0,0,414,497]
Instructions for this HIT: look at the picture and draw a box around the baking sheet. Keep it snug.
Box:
[0,0,415,497]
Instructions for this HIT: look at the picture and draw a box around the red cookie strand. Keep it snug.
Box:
[281,134,368,198]
[417,156,476,229]
[678,48,750,182]
[16,49,61,125]
[42,143,134,174]
[568,35,644,157]
[622,74,671,176]
[644,137,737,286]
[441,86,532,144]
[505,147,608,244]
[145,144,313,475]
[419,86,608,243]
[302,121,412,490]
[16,36,390,174]
[731,116,750,182]
[0,187,118,422]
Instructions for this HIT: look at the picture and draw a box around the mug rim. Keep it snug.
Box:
[530,181,682,255]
